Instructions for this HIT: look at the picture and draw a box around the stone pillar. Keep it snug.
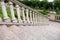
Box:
[48,11,56,20]
[36,14,38,23]
[9,2,17,22]
[0,0,10,22]
[37,14,39,23]
[34,13,36,23]
[35,13,38,23]
[39,15,43,23]
[26,8,29,23]
[16,5,22,23]
[39,14,40,23]
[32,11,35,23]
[38,14,40,23]
[30,10,32,23]
[21,7,26,23]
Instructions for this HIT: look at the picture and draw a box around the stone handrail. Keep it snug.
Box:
[0,0,49,26]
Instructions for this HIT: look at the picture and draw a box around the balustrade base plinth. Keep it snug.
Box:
[11,19,17,23]
[3,18,11,22]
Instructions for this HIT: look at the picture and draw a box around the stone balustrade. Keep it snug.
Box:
[55,15,60,21]
[0,0,49,26]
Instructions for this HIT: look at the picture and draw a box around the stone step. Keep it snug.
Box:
[8,25,24,40]
[19,25,60,40]
[0,25,20,40]
[0,23,60,40]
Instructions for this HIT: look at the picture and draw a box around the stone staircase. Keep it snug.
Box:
[0,0,60,40]
[0,22,60,40]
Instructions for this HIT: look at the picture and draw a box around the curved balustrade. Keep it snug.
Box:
[0,0,49,26]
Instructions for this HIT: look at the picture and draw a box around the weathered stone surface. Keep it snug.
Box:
[18,22,60,40]
[8,25,23,40]
[0,22,60,40]
[0,25,20,40]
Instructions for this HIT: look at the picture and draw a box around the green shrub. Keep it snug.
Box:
[38,10,49,15]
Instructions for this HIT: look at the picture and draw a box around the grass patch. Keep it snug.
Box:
[37,10,49,15]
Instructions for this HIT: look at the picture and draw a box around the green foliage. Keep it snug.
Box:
[6,7,12,19]
[0,7,18,20]
[18,0,60,15]
[0,8,4,19]
[4,0,9,3]
[1,0,60,19]
[38,10,49,15]
[19,1,53,10]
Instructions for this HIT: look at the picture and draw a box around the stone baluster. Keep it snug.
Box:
[37,14,39,23]
[34,13,36,23]
[38,14,40,25]
[38,14,40,23]
[35,14,38,24]
[36,14,38,23]
[0,0,10,22]
[39,14,41,23]
[55,16,57,20]
[9,2,17,22]
[34,13,36,24]
[39,15,41,23]
[39,15,42,23]
[16,5,22,23]
[30,10,32,23]
[37,14,38,23]
[26,8,29,23]
[42,16,45,23]
[32,11,35,23]
[21,7,26,23]
[42,15,48,24]
[35,13,38,23]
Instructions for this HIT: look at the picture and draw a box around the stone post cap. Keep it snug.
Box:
[16,5,20,8]
[9,2,13,5]
[49,11,56,14]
